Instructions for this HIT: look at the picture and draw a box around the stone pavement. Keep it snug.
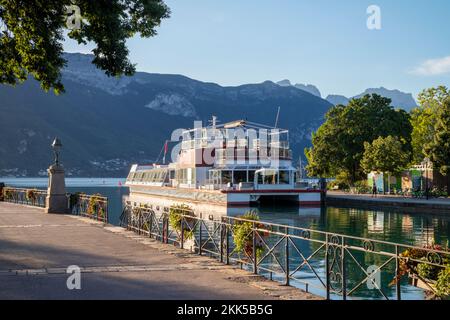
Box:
[0,202,319,300]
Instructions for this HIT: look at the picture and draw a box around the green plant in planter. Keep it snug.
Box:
[417,259,441,280]
[233,211,267,261]
[169,204,195,240]
[435,266,450,299]
[3,188,15,201]
[26,189,38,204]
[87,194,105,218]
[69,192,84,212]
[391,244,450,299]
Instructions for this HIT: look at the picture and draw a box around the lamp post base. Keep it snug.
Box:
[45,164,68,214]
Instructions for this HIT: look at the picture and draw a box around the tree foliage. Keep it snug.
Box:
[426,97,450,176]
[0,0,170,94]
[361,136,411,175]
[305,94,412,184]
[411,86,450,162]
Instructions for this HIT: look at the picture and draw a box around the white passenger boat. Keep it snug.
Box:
[126,117,322,211]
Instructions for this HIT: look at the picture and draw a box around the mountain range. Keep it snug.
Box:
[0,53,332,177]
[276,80,418,111]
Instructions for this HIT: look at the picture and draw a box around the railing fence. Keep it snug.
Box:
[120,202,450,300]
[1,187,108,223]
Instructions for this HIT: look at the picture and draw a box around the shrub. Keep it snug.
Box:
[87,194,105,218]
[353,180,371,194]
[391,244,450,299]
[3,188,15,201]
[26,189,38,203]
[233,211,266,261]
[436,266,450,299]
[169,204,195,240]
[69,192,83,211]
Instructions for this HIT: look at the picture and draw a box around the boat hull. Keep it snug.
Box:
[126,185,322,209]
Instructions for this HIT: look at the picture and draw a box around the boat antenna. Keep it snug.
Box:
[208,115,219,129]
[298,156,303,180]
[274,106,281,128]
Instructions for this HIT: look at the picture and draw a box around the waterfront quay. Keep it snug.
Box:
[327,191,450,214]
[0,202,317,300]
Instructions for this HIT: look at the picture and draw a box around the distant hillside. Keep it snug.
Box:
[354,87,417,110]
[0,53,332,177]
[326,87,418,110]
[276,80,322,97]
[325,95,350,106]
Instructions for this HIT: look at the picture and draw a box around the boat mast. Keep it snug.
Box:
[274,106,281,128]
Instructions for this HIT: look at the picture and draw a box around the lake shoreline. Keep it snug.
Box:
[327,191,450,215]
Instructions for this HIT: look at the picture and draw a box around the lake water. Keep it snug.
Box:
[2,177,449,300]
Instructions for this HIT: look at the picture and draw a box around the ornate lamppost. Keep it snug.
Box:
[424,157,430,200]
[52,137,62,166]
[45,137,68,213]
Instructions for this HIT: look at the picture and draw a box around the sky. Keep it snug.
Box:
[64,0,450,99]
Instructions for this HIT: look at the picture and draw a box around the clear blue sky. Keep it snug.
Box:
[64,0,450,98]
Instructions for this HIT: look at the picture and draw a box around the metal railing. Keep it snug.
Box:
[69,194,108,223]
[120,202,450,300]
[1,187,47,207]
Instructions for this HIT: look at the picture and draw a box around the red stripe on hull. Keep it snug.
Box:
[223,189,322,194]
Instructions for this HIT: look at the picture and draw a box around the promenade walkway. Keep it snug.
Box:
[0,202,318,300]
[327,191,450,213]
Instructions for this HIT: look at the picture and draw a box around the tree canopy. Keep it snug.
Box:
[411,86,450,163]
[305,94,412,184]
[0,0,170,94]
[361,135,410,175]
[426,97,450,177]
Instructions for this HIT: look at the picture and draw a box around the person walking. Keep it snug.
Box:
[372,181,377,198]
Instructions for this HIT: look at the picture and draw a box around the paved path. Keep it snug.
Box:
[327,191,450,213]
[0,202,318,300]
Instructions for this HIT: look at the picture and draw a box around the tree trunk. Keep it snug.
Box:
[447,175,450,197]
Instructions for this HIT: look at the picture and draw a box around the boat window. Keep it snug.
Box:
[257,173,264,184]
[233,171,247,184]
[263,173,277,184]
[221,171,232,184]
[248,171,255,183]
[279,171,290,184]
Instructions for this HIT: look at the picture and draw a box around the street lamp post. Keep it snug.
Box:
[424,157,430,200]
[51,138,62,166]
[45,137,67,214]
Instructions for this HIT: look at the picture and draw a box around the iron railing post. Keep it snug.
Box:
[149,212,153,239]
[180,218,184,249]
[341,236,347,300]
[285,232,290,286]
[165,215,169,244]
[226,224,230,265]
[253,222,258,275]
[220,223,224,263]
[199,221,203,255]
[395,245,402,300]
[326,234,330,300]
